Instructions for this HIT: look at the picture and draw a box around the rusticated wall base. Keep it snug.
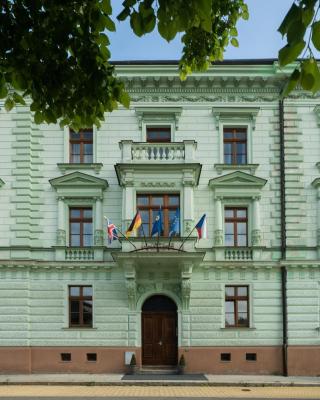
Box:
[0,346,319,375]
[179,346,283,375]
[288,346,320,376]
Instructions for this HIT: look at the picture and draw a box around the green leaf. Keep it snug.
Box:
[12,92,26,105]
[143,14,156,33]
[282,68,300,97]
[278,41,305,67]
[301,58,320,92]
[4,98,14,112]
[312,20,320,50]
[287,21,306,44]
[230,27,238,36]
[117,7,130,21]
[123,0,137,7]
[105,15,116,32]
[278,3,300,35]
[0,83,8,99]
[130,12,144,36]
[34,111,44,124]
[302,6,314,26]
[101,0,112,14]
[119,91,130,108]
[231,37,239,47]
[158,20,177,41]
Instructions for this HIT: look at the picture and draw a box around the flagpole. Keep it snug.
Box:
[178,226,196,251]
[116,227,137,250]
[141,223,148,248]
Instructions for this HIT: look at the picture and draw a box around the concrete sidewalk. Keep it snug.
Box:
[0,373,319,387]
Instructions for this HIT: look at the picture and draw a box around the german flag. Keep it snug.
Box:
[126,211,142,237]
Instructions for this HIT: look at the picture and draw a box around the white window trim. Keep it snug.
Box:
[212,106,260,165]
[62,282,96,329]
[221,283,255,329]
[143,122,174,142]
[66,200,96,247]
[63,126,98,163]
[222,199,252,247]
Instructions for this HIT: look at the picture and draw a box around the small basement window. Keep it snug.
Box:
[220,353,231,362]
[61,353,71,362]
[87,353,97,362]
[246,353,257,361]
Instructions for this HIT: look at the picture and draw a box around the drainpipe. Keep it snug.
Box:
[279,99,288,376]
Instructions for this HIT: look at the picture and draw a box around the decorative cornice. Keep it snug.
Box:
[50,171,108,198]
[212,106,260,130]
[114,163,202,187]
[135,106,182,129]
[214,163,259,175]
[57,163,103,174]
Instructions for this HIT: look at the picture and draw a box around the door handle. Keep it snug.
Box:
[158,341,162,346]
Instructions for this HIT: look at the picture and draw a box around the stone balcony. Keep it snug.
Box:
[215,246,263,261]
[54,246,104,261]
[119,140,197,163]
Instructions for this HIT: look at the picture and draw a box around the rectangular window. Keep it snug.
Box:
[146,126,171,142]
[225,285,249,328]
[69,285,93,328]
[70,128,93,163]
[69,207,93,247]
[224,207,248,247]
[220,353,231,362]
[223,127,247,165]
[137,194,180,237]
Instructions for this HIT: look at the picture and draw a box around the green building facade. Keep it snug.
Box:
[0,60,319,375]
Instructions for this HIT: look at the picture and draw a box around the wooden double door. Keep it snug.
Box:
[142,296,177,366]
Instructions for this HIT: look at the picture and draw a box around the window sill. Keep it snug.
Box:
[220,327,256,330]
[214,163,259,175]
[57,163,103,174]
[62,327,97,331]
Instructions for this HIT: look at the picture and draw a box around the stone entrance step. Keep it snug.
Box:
[138,365,178,375]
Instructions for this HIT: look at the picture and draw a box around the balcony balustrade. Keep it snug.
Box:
[224,247,253,261]
[119,140,197,163]
[65,247,95,261]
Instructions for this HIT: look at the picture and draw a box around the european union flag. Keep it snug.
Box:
[151,208,163,237]
[169,208,180,237]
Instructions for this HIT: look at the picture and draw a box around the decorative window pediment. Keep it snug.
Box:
[0,178,4,187]
[212,106,260,131]
[135,107,182,130]
[209,171,267,198]
[50,171,108,198]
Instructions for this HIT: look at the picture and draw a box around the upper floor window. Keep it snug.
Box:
[70,129,93,163]
[69,286,93,328]
[225,207,248,247]
[69,207,93,247]
[223,127,247,165]
[146,126,171,143]
[137,194,180,237]
[225,285,249,328]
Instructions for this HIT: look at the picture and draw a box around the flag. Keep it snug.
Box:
[169,208,180,237]
[151,208,163,237]
[195,214,207,239]
[106,219,118,244]
[126,211,142,237]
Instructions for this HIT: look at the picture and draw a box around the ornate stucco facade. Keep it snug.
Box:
[0,60,319,375]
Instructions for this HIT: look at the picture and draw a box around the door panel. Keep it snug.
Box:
[142,311,177,365]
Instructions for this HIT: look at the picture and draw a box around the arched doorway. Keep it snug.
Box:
[141,295,177,366]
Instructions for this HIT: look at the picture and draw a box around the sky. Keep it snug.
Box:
[109,0,294,61]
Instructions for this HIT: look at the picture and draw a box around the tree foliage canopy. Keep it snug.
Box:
[0,0,318,129]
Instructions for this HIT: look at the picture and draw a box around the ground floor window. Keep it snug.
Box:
[225,285,249,327]
[69,286,93,328]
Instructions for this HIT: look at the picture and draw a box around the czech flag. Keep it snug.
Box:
[126,211,142,237]
[195,214,207,239]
